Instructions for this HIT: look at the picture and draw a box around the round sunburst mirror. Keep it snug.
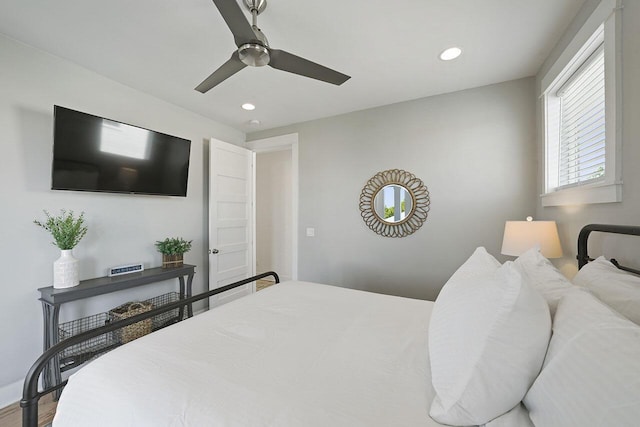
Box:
[359,169,430,238]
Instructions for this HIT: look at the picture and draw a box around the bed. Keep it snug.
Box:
[21,224,640,427]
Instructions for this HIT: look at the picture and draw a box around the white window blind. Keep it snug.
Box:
[556,44,605,188]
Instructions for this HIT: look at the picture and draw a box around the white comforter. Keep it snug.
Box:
[53,281,440,426]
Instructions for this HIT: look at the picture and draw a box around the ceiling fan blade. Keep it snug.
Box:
[195,51,246,93]
[268,49,350,85]
[212,0,256,47]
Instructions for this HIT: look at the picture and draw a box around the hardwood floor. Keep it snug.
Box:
[0,393,56,427]
[256,278,276,291]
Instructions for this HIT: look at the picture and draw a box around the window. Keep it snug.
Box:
[558,44,605,187]
[541,0,621,206]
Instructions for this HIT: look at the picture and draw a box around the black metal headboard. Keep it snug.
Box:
[577,224,640,274]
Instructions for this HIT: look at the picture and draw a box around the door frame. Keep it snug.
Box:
[247,133,299,281]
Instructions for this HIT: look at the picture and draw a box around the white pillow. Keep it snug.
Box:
[524,289,640,426]
[429,257,551,426]
[573,256,640,325]
[446,246,502,281]
[514,247,574,316]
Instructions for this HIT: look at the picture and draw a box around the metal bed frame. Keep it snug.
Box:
[21,271,279,427]
[577,224,640,274]
[21,224,640,426]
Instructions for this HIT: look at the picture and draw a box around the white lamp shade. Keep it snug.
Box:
[501,221,563,258]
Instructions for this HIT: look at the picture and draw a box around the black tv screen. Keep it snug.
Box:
[52,106,191,196]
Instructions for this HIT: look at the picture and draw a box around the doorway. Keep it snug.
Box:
[255,149,292,285]
[249,133,299,285]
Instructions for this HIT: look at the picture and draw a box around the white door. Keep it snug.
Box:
[209,138,255,308]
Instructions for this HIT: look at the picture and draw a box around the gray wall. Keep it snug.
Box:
[0,35,244,404]
[535,0,640,277]
[249,78,538,301]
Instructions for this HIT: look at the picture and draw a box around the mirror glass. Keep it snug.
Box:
[373,184,413,223]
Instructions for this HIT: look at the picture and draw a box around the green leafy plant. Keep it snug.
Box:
[34,210,88,250]
[155,237,192,255]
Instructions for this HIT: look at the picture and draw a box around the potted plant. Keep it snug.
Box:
[34,210,88,288]
[155,237,192,268]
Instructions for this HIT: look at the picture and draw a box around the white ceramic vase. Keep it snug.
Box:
[53,249,79,289]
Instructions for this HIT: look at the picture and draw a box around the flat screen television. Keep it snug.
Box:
[52,106,191,196]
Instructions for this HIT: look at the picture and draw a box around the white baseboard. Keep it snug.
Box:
[0,379,22,409]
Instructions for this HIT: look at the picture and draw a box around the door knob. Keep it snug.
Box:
[209,249,219,254]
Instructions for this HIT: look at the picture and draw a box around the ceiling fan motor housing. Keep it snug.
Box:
[239,42,270,67]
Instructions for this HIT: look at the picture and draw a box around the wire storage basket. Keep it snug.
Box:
[145,292,183,330]
[57,292,185,369]
[58,312,118,371]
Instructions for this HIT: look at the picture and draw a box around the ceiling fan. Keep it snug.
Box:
[195,0,351,93]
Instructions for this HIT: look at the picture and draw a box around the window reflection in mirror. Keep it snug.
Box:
[374,184,413,223]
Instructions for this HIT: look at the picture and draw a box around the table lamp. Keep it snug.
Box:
[501,216,563,258]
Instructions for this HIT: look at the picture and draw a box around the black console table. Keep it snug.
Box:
[38,264,195,394]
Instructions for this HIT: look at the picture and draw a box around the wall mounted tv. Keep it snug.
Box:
[51,106,191,197]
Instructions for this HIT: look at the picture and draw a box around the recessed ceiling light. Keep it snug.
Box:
[439,47,462,61]
[249,119,261,126]
[242,103,256,111]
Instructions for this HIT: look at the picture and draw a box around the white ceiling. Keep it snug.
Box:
[0,0,585,133]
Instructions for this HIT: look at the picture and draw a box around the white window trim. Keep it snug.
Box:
[540,0,622,207]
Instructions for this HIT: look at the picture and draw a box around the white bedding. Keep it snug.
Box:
[53,281,442,427]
